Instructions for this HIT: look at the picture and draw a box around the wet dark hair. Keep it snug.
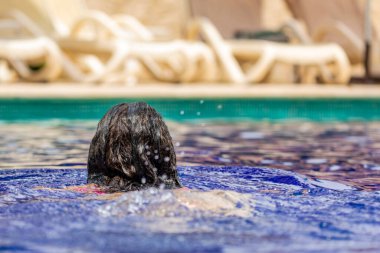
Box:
[87,102,181,192]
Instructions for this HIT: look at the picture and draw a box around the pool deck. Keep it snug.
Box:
[1,83,380,98]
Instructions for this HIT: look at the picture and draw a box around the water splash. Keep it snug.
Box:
[0,166,379,252]
[1,120,380,252]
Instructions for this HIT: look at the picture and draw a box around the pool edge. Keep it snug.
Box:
[2,83,380,98]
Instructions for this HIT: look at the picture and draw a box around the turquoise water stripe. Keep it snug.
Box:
[1,98,380,122]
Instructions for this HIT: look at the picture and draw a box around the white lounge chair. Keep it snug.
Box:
[187,18,351,84]
[285,0,380,79]
[188,0,352,84]
[0,36,62,82]
[0,0,219,84]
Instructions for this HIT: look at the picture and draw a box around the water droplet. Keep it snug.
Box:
[154,155,159,160]
[144,161,149,166]
[141,177,146,184]
[200,100,204,104]
[217,104,223,110]
[180,110,185,115]
[165,147,169,151]
[306,158,327,164]
[154,150,158,153]
[175,142,180,147]
[164,157,170,162]
[261,159,274,164]
[329,165,341,171]
[196,112,201,116]
[218,157,231,163]
[146,151,151,156]
[240,131,264,139]
[145,145,149,149]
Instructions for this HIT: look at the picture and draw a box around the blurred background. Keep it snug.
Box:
[0,0,379,86]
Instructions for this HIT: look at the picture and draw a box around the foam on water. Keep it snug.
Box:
[0,166,379,253]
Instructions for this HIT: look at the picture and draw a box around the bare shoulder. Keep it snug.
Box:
[173,189,253,217]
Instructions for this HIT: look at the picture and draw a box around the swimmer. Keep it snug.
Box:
[34,103,252,218]
[87,102,182,192]
[67,102,253,217]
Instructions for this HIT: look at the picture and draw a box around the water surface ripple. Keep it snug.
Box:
[0,167,379,253]
[1,120,380,252]
[1,121,380,190]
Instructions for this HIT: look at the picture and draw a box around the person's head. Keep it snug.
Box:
[87,102,181,192]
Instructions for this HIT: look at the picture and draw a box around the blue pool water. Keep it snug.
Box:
[1,98,380,252]
[2,98,380,122]
[1,166,379,253]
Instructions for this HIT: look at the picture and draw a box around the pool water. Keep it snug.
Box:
[0,119,380,253]
[1,166,379,253]
[1,120,379,190]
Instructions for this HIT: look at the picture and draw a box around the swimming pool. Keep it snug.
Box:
[1,98,380,252]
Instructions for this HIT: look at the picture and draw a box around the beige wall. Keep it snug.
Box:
[86,0,190,39]
[262,0,292,30]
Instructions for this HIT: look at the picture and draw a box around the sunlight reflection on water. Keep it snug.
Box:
[1,120,380,190]
[0,120,380,252]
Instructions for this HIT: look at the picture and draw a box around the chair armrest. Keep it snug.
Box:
[312,21,363,64]
[69,10,127,39]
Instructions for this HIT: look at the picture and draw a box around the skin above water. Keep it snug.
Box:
[63,184,253,219]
